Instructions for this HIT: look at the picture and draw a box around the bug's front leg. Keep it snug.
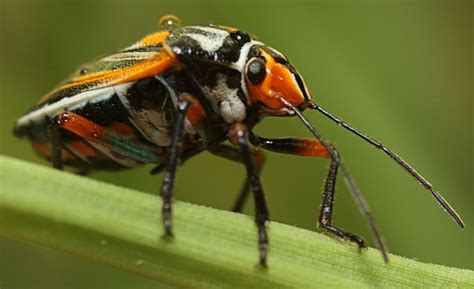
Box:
[229,123,270,267]
[249,133,366,249]
[318,151,366,249]
[160,96,191,237]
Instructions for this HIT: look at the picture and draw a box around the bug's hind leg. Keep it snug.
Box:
[318,151,366,249]
[51,116,64,170]
[207,144,266,213]
[160,97,191,237]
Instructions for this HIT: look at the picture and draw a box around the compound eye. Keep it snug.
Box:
[246,58,266,85]
[230,30,251,46]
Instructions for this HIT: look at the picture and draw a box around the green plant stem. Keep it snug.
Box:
[0,155,472,288]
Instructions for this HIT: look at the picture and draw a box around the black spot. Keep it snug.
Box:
[71,94,130,127]
[80,68,89,75]
[129,77,169,110]
[246,58,266,85]
[168,26,249,65]
[229,30,251,46]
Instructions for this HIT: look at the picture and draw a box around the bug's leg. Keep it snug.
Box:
[75,168,90,176]
[160,96,192,237]
[51,116,64,170]
[151,94,209,235]
[249,133,365,249]
[229,123,270,267]
[318,151,366,249]
[150,93,209,177]
[233,150,265,213]
[232,179,252,213]
[310,103,464,228]
[207,144,266,212]
[150,146,204,175]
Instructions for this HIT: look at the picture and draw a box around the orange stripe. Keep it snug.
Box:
[185,98,206,127]
[141,31,170,46]
[217,25,238,31]
[58,112,105,141]
[110,122,135,137]
[32,142,52,158]
[69,140,96,157]
[295,139,329,158]
[32,141,78,161]
[247,49,305,110]
[38,50,176,105]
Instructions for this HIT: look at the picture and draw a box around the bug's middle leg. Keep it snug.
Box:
[250,133,366,249]
[207,144,266,212]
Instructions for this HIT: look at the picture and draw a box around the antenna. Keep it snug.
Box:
[277,96,389,262]
[310,102,464,228]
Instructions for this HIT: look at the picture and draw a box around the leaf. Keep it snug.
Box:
[0,155,472,288]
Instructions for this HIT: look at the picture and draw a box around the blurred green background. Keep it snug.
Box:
[0,0,472,288]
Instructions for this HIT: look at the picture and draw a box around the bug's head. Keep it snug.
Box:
[244,45,312,116]
[165,25,312,115]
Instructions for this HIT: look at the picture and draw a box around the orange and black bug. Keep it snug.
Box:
[14,15,464,266]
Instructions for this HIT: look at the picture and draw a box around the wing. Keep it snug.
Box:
[37,31,176,106]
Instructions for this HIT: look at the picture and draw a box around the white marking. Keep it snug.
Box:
[186,27,229,53]
[87,141,138,168]
[101,52,159,62]
[16,84,132,127]
[115,82,172,147]
[230,40,263,104]
[131,111,172,147]
[155,76,196,136]
[231,40,262,72]
[195,26,230,35]
[201,73,246,123]
[114,82,133,99]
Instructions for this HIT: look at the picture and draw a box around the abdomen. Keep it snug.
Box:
[14,77,176,170]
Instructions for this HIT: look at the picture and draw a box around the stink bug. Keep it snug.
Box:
[14,15,464,266]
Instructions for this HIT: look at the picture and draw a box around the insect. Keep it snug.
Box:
[14,15,464,266]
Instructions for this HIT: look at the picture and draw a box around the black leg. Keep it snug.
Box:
[318,153,366,249]
[232,181,251,213]
[51,116,63,170]
[151,94,210,176]
[250,133,366,248]
[310,103,464,228]
[207,144,266,212]
[274,97,389,262]
[229,123,269,267]
[160,98,190,237]
[75,168,90,176]
[150,147,204,175]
